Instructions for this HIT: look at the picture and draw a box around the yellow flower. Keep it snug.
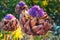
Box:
[42,0,48,6]
[0,34,3,37]
[13,27,24,39]
[33,0,39,4]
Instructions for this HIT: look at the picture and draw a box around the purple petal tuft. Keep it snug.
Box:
[29,5,45,17]
[18,1,26,7]
[4,14,15,20]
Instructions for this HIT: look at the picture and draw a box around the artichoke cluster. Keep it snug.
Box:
[1,14,18,31]
[15,1,54,36]
[0,1,57,37]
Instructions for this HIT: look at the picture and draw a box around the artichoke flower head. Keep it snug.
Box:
[1,14,18,31]
[4,14,16,20]
[15,1,28,14]
[28,5,45,18]
[1,14,23,39]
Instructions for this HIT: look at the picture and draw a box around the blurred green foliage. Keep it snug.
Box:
[0,0,60,25]
[0,0,20,21]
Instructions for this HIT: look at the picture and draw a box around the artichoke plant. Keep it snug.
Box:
[15,1,28,20]
[1,14,18,31]
[0,14,23,40]
[15,1,35,40]
[20,5,53,36]
[15,1,54,40]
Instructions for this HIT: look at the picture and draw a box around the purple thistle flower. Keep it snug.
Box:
[15,1,27,13]
[18,1,26,7]
[29,5,45,17]
[4,14,15,20]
